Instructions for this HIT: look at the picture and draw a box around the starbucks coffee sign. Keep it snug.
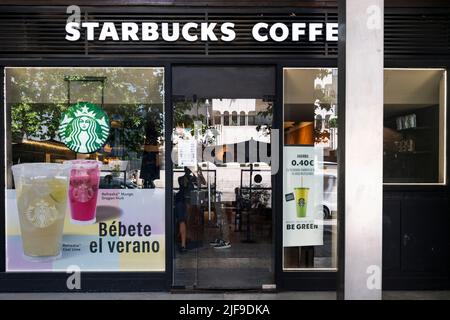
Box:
[65,6,338,43]
[59,102,110,154]
[66,21,339,43]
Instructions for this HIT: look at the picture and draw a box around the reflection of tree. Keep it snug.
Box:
[314,130,331,143]
[313,69,337,144]
[174,101,205,128]
[107,103,164,156]
[11,101,59,141]
[314,68,336,110]
[9,68,164,154]
[328,117,338,128]
[256,102,273,136]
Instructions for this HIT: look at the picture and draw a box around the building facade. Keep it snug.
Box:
[0,0,449,296]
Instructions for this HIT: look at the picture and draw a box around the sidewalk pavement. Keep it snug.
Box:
[0,291,449,300]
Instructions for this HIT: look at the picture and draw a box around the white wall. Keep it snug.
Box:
[344,0,384,300]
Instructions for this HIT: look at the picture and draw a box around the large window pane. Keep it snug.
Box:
[5,67,165,272]
[384,69,446,184]
[172,97,274,288]
[283,68,338,270]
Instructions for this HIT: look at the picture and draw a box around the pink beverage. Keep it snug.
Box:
[65,160,101,225]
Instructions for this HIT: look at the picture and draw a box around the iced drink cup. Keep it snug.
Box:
[11,163,70,260]
[66,160,101,225]
[294,187,309,218]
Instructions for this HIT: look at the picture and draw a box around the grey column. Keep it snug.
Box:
[344,0,383,300]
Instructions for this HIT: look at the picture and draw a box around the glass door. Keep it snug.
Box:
[171,66,275,289]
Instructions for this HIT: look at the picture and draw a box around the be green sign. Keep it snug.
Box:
[59,102,110,154]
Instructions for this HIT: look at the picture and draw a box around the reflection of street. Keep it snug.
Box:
[322,219,337,226]
[315,169,337,269]
[100,169,127,188]
[318,161,337,219]
[307,217,337,269]
[172,163,272,201]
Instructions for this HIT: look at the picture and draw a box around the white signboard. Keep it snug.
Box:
[283,146,324,247]
[177,139,197,167]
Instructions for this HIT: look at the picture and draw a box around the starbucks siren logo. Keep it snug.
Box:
[25,199,58,228]
[59,102,110,153]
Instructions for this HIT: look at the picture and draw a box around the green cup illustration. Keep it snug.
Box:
[294,187,309,218]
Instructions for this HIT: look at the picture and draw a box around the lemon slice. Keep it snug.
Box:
[49,187,67,203]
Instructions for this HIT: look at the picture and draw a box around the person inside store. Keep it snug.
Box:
[209,189,232,250]
[174,166,206,253]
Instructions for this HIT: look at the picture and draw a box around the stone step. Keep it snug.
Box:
[175,257,272,269]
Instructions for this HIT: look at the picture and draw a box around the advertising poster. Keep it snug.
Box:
[283,146,324,247]
[6,189,165,272]
[5,100,165,272]
[177,138,198,167]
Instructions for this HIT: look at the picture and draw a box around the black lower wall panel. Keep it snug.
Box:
[0,273,168,292]
[383,191,450,290]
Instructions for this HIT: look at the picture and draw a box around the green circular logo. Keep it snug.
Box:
[59,102,110,154]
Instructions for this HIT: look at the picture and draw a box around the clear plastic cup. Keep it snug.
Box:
[65,160,102,225]
[11,163,70,261]
[294,187,309,218]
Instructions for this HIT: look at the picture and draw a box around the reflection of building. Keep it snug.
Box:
[314,104,338,152]
[210,99,271,146]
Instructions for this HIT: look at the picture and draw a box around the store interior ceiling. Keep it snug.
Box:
[384,69,444,117]
[284,69,444,119]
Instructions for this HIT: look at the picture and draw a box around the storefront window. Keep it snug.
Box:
[283,68,338,270]
[4,67,165,272]
[384,69,447,184]
[172,96,274,288]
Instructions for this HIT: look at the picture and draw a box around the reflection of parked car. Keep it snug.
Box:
[105,160,129,171]
[319,162,337,219]
[100,174,137,189]
[323,173,337,219]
